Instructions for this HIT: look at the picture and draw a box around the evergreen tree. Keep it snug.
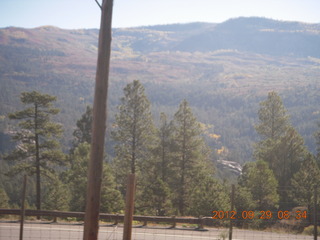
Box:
[72,105,92,150]
[188,175,230,217]
[5,91,65,211]
[67,143,89,212]
[0,187,9,208]
[239,160,279,211]
[111,80,156,194]
[289,154,320,222]
[66,142,123,213]
[234,185,256,227]
[136,113,174,215]
[155,113,173,186]
[171,100,212,215]
[255,91,289,140]
[42,175,70,211]
[254,92,307,208]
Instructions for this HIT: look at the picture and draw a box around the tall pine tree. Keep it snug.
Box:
[137,113,174,215]
[171,100,212,215]
[5,91,65,211]
[254,91,307,208]
[111,80,156,195]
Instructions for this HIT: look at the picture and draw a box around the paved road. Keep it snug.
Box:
[0,222,314,240]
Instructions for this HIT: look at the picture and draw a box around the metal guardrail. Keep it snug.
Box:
[0,209,210,229]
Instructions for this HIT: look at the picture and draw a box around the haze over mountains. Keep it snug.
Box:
[0,17,319,164]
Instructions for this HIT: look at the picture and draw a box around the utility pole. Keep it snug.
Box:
[83,1,113,240]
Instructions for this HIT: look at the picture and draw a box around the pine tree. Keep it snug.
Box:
[66,142,123,213]
[239,160,279,211]
[188,175,230,217]
[289,154,320,223]
[254,91,307,208]
[0,187,9,208]
[67,143,89,212]
[72,105,92,150]
[42,175,70,211]
[111,80,156,195]
[137,113,173,215]
[255,91,289,140]
[171,100,212,215]
[5,91,65,211]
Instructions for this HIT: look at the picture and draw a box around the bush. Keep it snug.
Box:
[302,225,320,235]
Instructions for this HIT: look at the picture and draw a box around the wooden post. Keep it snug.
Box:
[83,1,113,240]
[229,184,235,240]
[19,175,27,240]
[314,185,318,240]
[171,216,176,228]
[123,174,136,240]
[197,216,204,230]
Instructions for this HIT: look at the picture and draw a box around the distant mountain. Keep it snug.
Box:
[175,17,320,57]
[0,17,319,164]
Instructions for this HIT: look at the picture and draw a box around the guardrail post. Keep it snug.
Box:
[171,216,176,228]
[53,210,57,223]
[114,214,119,226]
[197,216,204,230]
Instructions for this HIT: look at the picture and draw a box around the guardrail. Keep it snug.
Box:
[0,209,213,230]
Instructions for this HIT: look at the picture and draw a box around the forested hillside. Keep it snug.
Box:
[0,17,320,164]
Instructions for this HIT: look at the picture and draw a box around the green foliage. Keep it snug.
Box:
[255,91,289,140]
[66,143,89,212]
[100,162,124,213]
[136,176,173,216]
[111,80,156,193]
[72,105,92,151]
[66,142,123,213]
[170,100,213,215]
[289,154,320,212]
[4,91,65,210]
[188,175,230,217]
[42,176,70,211]
[254,91,308,208]
[0,187,9,208]
[234,186,257,213]
[137,113,174,215]
[239,160,279,210]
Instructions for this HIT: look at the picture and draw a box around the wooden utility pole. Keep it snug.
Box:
[314,186,318,240]
[83,1,113,240]
[19,175,27,240]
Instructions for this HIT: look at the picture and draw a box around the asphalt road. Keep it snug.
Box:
[0,222,314,240]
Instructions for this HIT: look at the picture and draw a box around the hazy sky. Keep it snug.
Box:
[1,0,320,29]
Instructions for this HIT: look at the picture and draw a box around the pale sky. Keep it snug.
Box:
[0,0,319,29]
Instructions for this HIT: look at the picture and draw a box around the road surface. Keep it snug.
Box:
[0,221,314,240]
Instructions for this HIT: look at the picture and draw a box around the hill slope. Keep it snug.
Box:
[0,17,319,163]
